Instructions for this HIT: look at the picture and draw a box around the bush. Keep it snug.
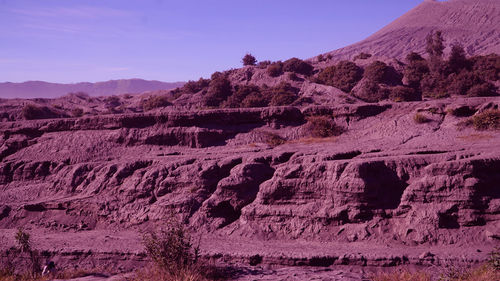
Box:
[283,57,313,76]
[447,106,476,117]
[288,72,300,81]
[316,61,363,92]
[414,113,429,124]
[224,85,261,108]
[404,58,429,89]
[471,54,500,81]
[21,104,63,120]
[142,95,172,111]
[354,52,372,60]
[241,93,267,108]
[317,54,325,62]
[142,218,200,277]
[257,60,271,69]
[420,73,449,98]
[267,62,283,77]
[264,132,285,147]
[364,61,402,85]
[305,116,344,137]
[183,78,210,93]
[242,53,257,66]
[448,44,469,74]
[352,80,390,103]
[389,86,420,102]
[71,108,84,117]
[204,74,232,107]
[472,109,500,130]
[468,82,497,97]
[265,82,299,106]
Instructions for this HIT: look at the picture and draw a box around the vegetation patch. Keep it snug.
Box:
[21,105,65,120]
[305,116,344,138]
[316,61,363,92]
[414,113,429,124]
[142,95,172,111]
[471,109,500,130]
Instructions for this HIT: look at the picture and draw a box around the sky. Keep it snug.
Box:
[0,0,424,84]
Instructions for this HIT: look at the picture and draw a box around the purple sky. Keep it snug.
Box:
[0,0,424,83]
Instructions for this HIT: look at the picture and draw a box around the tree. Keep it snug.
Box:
[426,30,444,58]
[448,44,468,73]
[242,53,257,66]
[426,31,445,74]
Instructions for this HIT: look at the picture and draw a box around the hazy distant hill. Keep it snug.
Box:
[0,79,185,99]
[326,0,500,60]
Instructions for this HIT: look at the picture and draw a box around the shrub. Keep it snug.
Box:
[71,108,84,117]
[389,86,420,102]
[364,61,402,85]
[420,73,449,98]
[265,82,299,106]
[288,72,299,81]
[224,85,260,108]
[305,116,344,137]
[472,109,500,130]
[471,54,500,81]
[142,218,200,277]
[204,74,232,107]
[15,228,31,253]
[354,52,372,60]
[448,44,469,74]
[404,59,429,89]
[316,61,363,92]
[183,78,210,93]
[267,62,283,77]
[21,104,62,120]
[414,113,429,124]
[283,58,313,76]
[468,82,497,97]
[352,80,390,103]
[142,95,172,111]
[447,106,476,117]
[264,132,285,147]
[406,52,425,63]
[426,30,444,58]
[317,54,325,62]
[257,60,271,69]
[242,53,257,66]
[241,93,267,108]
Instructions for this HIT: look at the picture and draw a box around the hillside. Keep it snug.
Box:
[0,79,184,99]
[326,0,500,60]
[0,0,499,280]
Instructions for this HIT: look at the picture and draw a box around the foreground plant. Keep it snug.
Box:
[136,218,222,281]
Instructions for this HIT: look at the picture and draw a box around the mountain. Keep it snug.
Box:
[0,79,185,99]
[326,0,500,60]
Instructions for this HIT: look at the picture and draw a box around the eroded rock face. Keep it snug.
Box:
[0,97,499,248]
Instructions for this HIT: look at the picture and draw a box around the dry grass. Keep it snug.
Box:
[471,109,500,130]
[289,136,338,144]
[371,269,431,281]
[132,265,210,281]
[414,113,430,124]
[0,268,99,281]
[371,264,499,281]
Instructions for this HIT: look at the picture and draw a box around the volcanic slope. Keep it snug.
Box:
[326,0,500,60]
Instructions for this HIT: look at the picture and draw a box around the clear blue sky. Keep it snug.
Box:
[0,0,423,83]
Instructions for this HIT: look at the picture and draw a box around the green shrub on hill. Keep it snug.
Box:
[316,61,363,92]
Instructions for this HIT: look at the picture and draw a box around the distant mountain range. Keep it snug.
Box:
[0,79,185,99]
[327,0,500,60]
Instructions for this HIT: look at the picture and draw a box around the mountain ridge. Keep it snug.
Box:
[0,79,184,99]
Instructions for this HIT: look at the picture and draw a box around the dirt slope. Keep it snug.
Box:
[326,0,500,60]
